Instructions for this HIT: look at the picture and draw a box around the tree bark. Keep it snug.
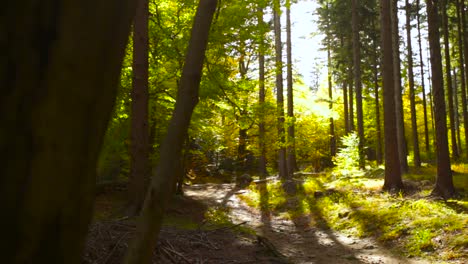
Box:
[381,0,404,190]
[417,0,431,155]
[286,0,298,173]
[441,0,459,160]
[123,1,217,262]
[342,38,350,134]
[372,18,383,164]
[326,2,336,157]
[128,0,150,216]
[352,0,365,168]
[391,0,409,173]
[462,1,468,143]
[273,0,289,180]
[257,7,268,177]
[0,0,136,262]
[425,0,455,198]
[349,63,355,132]
[456,0,468,156]
[405,0,421,167]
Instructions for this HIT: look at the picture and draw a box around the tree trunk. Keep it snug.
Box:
[417,0,431,155]
[342,38,350,134]
[326,2,336,157]
[257,6,268,177]
[349,64,355,132]
[372,19,383,164]
[123,1,217,263]
[425,0,455,198]
[273,0,288,180]
[456,0,468,156]
[128,0,150,216]
[328,49,337,157]
[352,0,365,168]
[462,1,468,144]
[392,0,409,173]
[441,0,459,160]
[381,0,404,190]
[286,0,298,173]
[453,69,462,155]
[406,0,421,167]
[0,1,136,262]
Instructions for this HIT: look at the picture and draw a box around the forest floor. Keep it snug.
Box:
[83,167,467,264]
[184,183,431,264]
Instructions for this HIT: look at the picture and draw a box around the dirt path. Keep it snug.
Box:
[185,183,430,264]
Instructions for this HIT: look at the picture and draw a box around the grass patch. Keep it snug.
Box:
[238,166,468,261]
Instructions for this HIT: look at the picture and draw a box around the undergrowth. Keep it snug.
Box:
[238,165,468,261]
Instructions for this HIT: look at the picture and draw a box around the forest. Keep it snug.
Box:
[1,0,467,263]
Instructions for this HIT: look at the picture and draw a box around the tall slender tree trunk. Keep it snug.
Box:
[328,48,336,156]
[0,0,136,262]
[349,64,355,132]
[286,0,298,173]
[381,0,404,190]
[352,0,365,168]
[342,37,350,134]
[425,0,455,198]
[441,0,459,159]
[343,80,350,133]
[372,19,383,164]
[417,0,431,155]
[427,48,436,135]
[326,2,336,156]
[462,1,468,136]
[456,0,468,155]
[392,0,409,173]
[273,0,288,180]
[405,0,421,167]
[128,0,150,216]
[453,69,462,154]
[124,1,217,262]
[257,6,268,177]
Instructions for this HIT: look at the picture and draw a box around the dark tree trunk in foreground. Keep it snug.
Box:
[123,1,217,263]
[381,0,404,190]
[257,6,268,177]
[286,0,298,173]
[392,0,409,173]
[456,0,468,155]
[425,0,455,198]
[441,0,459,159]
[273,0,288,180]
[406,0,421,167]
[417,0,431,155]
[0,1,136,263]
[128,0,150,216]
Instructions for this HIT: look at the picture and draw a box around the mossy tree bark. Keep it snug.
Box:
[123,0,217,263]
[0,0,136,262]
